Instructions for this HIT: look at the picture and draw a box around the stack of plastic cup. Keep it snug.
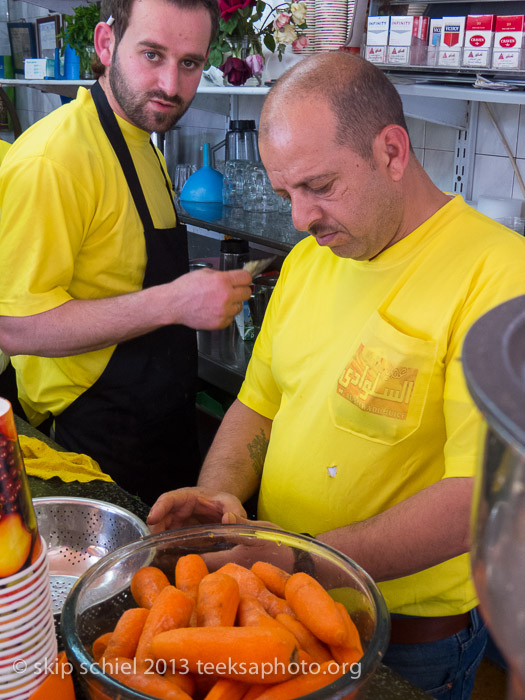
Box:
[0,398,57,699]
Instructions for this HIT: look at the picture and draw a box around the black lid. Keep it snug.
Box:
[220,238,250,254]
[463,295,525,452]
[229,120,257,132]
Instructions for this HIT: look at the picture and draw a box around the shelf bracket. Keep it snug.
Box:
[453,101,479,199]
[400,94,468,130]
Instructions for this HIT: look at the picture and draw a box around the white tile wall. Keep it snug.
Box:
[471,154,516,202]
[423,149,455,193]
[476,102,520,157]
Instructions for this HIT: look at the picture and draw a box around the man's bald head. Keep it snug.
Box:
[260,52,410,162]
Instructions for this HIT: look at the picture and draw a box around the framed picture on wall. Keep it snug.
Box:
[36,16,60,59]
[7,22,37,75]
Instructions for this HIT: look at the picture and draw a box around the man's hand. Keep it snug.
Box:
[167,268,253,330]
[147,487,247,533]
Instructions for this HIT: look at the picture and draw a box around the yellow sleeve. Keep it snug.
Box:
[0,154,92,317]
[443,240,525,478]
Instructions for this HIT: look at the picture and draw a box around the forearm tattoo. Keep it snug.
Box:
[247,428,268,478]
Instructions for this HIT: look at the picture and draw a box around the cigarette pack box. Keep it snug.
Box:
[387,15,428,64]
[367,16,389,45]
[438,16,466,66]
[492,15,525,69]
[463,14,495,67]
[428,19,442,65]
[366,15,389,64]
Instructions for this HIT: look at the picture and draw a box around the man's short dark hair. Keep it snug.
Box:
[263,52,410,161]
[93,0,219,78]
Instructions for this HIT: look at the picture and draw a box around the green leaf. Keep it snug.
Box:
[207,47,224,67]
[263,33,276,52]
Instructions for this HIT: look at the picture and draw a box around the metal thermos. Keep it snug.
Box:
[219,238,250,271]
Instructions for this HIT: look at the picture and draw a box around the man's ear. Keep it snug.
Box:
[373,125,410,182]
[94,21,114,67]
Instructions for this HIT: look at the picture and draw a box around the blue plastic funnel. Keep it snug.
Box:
[180,143,223,203]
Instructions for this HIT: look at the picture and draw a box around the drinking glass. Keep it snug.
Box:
[243,164,281,213]
[172,163,196,201]
[222,160,250,207]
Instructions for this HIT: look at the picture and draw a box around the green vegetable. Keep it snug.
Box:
[58,2,100,76]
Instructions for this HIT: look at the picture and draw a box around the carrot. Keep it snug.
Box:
[251,562,290,599]
[175,553,209,600]
[152,626,299,683]
[162,669,196,697]
[196,571,240,627]
[258,589,295,618]
[203,678,250,700]
[216,562,266,598]
[275,613,332,664]
[237,595,286,629]
[103,657,192,700]
[101,608,149,660]
[241,683,272,700]
[284,573,347,646]
[92,632,113,663]
[130,566,170,609]
[329,602,364,665]
[135,585,195,671]
[216,562,293,617]
[253,661,344,700]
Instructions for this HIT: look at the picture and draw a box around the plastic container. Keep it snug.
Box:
[61,525,390,700]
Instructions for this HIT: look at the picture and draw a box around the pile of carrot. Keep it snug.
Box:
[89,556,364,700]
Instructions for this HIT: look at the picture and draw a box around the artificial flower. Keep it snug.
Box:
[274,12,291,30]
[274,22,298,45]
[290,2,307,25]
[219,56,253,86]
[208,1,308,86]
[292,34,308,51]
[245,53,264,76]
[218,0,257,21]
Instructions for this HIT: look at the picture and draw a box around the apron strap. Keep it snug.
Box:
[91,80,155,230]
[150,141,178,218]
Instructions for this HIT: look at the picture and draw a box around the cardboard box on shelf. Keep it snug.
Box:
[387,15,428,65]
[428,19,442,66]
[366,15,389,63]
[492,15,525,69]
[438,16,466,67]
[463,14,495,67]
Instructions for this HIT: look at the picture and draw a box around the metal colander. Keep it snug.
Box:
[33,496,150,615]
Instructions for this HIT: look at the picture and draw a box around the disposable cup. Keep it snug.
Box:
[0,670,48,699]
[0,575,50,619]
[0,537,47,590]
[0,569,47,607]
[0,599,52,638]
[0,628,54,671]
[0,603,53,650]
[0,623,49,655]
[0,632,57,684]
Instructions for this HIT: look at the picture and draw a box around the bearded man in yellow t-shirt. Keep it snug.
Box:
[148,52,525,696]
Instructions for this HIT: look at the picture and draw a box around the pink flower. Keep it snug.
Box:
[219,56,252,85]
[245,53,264,76]
[274,12,291,30]
[218,0,257,21]
[292,34,308,51]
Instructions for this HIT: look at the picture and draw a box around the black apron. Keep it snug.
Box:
[54,81,200,505]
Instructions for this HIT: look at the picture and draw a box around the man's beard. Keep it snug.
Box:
[109,48,192,133]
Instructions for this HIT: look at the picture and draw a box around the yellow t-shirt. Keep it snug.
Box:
[238,195,525,616]
[0,87,176,425]
[0,139,11,165]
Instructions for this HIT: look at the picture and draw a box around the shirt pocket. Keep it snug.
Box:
[328,310,438,446]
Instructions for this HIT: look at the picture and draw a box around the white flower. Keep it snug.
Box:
[290,1,307,25]
[274,22,298,45]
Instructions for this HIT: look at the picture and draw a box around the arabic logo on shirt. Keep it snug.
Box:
[337,344,417,420]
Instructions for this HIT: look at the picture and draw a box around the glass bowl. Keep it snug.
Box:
[61,525,389,700]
